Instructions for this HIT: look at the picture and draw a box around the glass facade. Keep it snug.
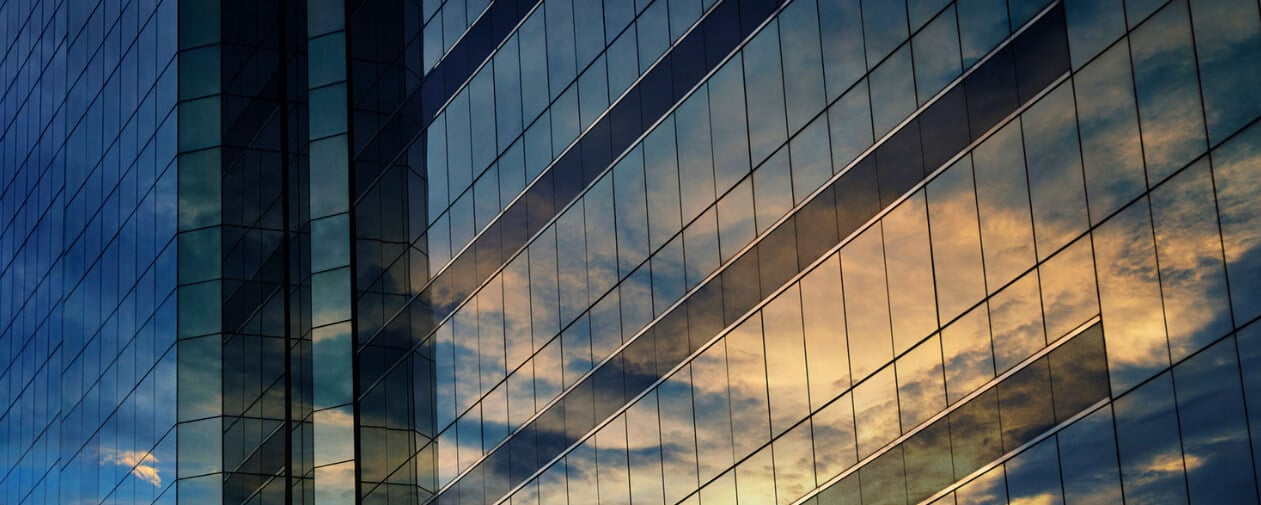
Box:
[2,0,1260,504]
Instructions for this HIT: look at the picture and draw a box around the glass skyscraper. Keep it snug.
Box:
[2,0,1260,503]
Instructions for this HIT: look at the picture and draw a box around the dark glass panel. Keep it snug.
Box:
[1174,337,1259,504]
[1115,373,1190,505]
[1048,323,1108,423]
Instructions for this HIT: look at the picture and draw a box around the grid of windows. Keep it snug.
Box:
[1,0,179,504]
[2,0,1260,503]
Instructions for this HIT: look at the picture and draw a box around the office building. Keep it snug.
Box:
[2,0,1260,503]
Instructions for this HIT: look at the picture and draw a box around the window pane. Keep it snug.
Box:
[1115,373,1189,505]
[883,192,938,354]
[1151,160,1232,360]
[1174,337,1259,504]
[1130,0,1207,183]
[972,121,1036,291]
[1022,82,1088,259]
[801,255,851,409]
[1058,407,1123,505]
[988,270,1045,373]
[1095,198,1168,394]
[928,157,986,323]
[1188,0,1261,144]
[854,366,900,458]
[897,334,946,429]
[743,22,788,165]
[942,304,996,404]
[763,287,810,436]
[1210,122,1261,325]
[1074,41,1144,225]
[726,314,771,460]
[842,226,893,381]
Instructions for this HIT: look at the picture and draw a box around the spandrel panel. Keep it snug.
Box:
[841,225,893,381]
[942,303,996,404]
[1095,197,1169,395]
[1115,373,1189,505]
[1058,407,1123,505]
[854,366,900,458]
[859,445,908,505]
[1130,0,1207,184]
[1048,324,1109,423]
[897,332,947,431]
[726,313,771,460]
[997,357,1055,452]
[801,254,851,410]
[1022,82,1088,259]
[883,191,938,355]
[1151,160,1231,361]
[813,392,859,482]
[1174,337,1259,504]
[972,120,1036,292]
[904,421,955,503]
[692,339,734,483]
[763,286,810,437]
[1209,122,1261,326]
[928,157,987,323]
[949,388,1003,475]
[1074,40,1144,224]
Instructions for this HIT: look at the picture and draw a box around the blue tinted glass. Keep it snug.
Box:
[958,0,1010,66]
[1189,0,1261,144]
[743,21,788,165]
[1115,373,1190,505]
[1174,337,1259,504]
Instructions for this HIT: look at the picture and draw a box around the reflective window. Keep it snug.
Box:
[1074,40,1144,224]
[928,157,987,323]
[972,121,1036,291]
[1095,197,1168,394]
[842,225,894,381]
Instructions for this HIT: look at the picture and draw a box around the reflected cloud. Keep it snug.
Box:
[100,448,162,487]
